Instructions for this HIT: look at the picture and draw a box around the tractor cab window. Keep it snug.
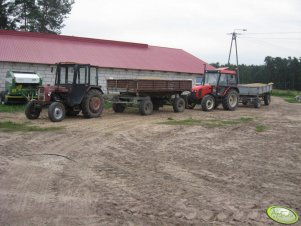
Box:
[204,73,219,86]
[56,66,74,85]
[90,67,98,85]
[77,67,87,84]
[219,74,227,86]
[227,74,237,85]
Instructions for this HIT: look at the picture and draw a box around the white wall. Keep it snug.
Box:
[0,62,202,93]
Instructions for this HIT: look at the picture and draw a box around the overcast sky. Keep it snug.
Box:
[62,0,301,65]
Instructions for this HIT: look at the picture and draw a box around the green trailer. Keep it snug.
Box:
[0,71,42,104]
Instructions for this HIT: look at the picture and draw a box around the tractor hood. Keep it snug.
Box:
[192,84,212,92]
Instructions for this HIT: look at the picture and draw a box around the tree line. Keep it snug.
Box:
[211,56,301,90]
[0,0,74,34]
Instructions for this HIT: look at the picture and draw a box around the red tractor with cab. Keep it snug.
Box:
[185,68,239,111]
[25,63,104,122]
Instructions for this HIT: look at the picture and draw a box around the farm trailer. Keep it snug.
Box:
[238,83,273,108]
[107,79,192,115]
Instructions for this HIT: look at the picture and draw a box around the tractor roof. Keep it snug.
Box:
[206,67,236,75]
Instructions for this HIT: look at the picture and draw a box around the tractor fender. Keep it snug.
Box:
[87,86,104,94]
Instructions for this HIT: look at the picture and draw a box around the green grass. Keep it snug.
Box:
[0,104,26,113]
[104,100,112,109]
[0,121,63,132]
[255,124,267,132]
[272,89,301,103]
[160,117,254,128]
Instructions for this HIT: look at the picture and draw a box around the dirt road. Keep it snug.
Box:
[0,97,300,226]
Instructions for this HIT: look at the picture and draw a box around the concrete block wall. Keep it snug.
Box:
[0,62,202,93]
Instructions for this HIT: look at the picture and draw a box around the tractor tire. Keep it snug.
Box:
[113,103,126,113]
[201,95,215,111]
[222,90,239,111]
[139,99,153,115]
[264,94,271,105]
[173,97,185,113]
[25,101,41,120]
[81,89,104,118]
[48,102,66,122]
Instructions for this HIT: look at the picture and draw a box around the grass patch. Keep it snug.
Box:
[104,100,112,109]
[272,89,301,103]
[0,121,63,132]
[160,117,253,128]
[0,104,26,113]
[255,124,267,132]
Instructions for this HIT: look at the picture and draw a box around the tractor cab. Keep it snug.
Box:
[192,68,238,98]
[26,63,104,122]
[186,68,239,111]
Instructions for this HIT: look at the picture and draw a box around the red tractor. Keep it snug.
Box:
[185,68,239,111]
[25,63,104,122]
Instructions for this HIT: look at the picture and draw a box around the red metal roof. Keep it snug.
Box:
[0,30,215,74]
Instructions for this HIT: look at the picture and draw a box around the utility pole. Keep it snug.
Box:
[227,29,246,83]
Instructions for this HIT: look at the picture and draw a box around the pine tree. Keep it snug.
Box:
[0,0,15,29]
[36,0,74,34]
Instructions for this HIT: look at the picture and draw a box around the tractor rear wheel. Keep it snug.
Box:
[113,103,126,113]
[48,102,66,122]
[264,94,271,105]
[222,90,239,111]
[25,101,41,119]
[139,99,153,115]
[81,89,104,118]
[201,95,215,111]
[173,97,185,113]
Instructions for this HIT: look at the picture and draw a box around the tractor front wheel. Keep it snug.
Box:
[25,101,41,120]
[48,102,66,122]
[81,89,104,118]
[201,95,215,111]
[222,90,239,111]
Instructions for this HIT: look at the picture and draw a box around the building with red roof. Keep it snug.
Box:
[0,30,214,92]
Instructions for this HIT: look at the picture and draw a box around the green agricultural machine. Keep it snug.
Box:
[0,71,42,104]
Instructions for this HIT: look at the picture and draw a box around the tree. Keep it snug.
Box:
[2,0,74,34]
[36,0,74,34]
[0,0,15,29]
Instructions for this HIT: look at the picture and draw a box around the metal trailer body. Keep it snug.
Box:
[0,71,42,104]
[238,83,273,108]
[107,79,192,115]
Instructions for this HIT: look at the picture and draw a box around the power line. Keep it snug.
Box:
[240,37,301,40]
[243,32,301,35]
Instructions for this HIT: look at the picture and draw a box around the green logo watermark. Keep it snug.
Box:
[267,206,299,224]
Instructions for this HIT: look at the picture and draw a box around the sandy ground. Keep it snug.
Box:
[0,97,300,226]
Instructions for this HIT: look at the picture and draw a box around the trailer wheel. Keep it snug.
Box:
[81,89,104,118]
[222,90,239,111]
[173,97,185,113]
[242,98,248,106]
[264,94,271,105]
[25,101,41,120]
[48,102,65,122]
[201,95,215,111]
[139,99,153,115]
[254,98,261,108]
[113,103,126,113]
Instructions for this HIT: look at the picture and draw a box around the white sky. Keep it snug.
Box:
[62,0,301,65]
